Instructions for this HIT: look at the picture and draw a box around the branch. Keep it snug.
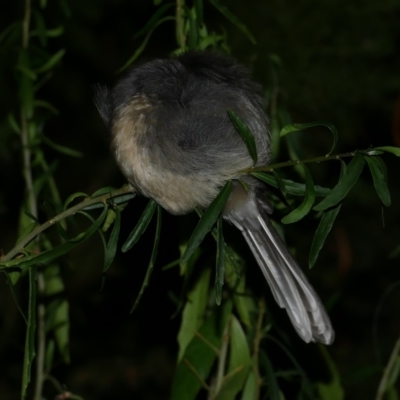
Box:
[243,151,356,173]
[2,186,134,262]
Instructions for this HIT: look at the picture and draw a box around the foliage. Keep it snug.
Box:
[0,0,400,399]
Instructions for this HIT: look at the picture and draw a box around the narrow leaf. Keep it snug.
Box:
[241,369,257,400]
[227,109,257,164]
[2,271,27,323]
[273,170,287,198]
[91,186,117,197]
[178,268,211,362]
[252,172,331,196]
[281,165,315,224]
[365,156,391,207]
[34,10,47,47]
[215,217,225,306]
[374,146,400,157]
[260,351,280,400]
[309,204,341,268]
[103,208,121,272]
[63,191,89,210]
[21,266,37,399]
[1,207,108,271]
[42,135,82,157]
[134,3,174,38]
[280,122,338,155]
[130,205,162,312]
[122,199,157,252]
[45,265,70,363]
[8,113,20,134]
[118,17,174,73]
[215,316,251,399]
[171,301,232,400]
[209,0,256,44]
[313,152,365,211]
[35,49,66,74]
[34,100,59,115]
[181,181,232,265]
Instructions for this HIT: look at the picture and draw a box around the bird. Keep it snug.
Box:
[94,51,334,345]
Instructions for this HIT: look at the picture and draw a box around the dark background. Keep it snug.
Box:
[1,0,400,399]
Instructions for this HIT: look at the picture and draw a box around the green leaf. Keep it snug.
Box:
[215,316,251,400]
[309,204,341,268]
[374,146,400,157]
[281,165,315,224]
[45,265,70,363]
[102,208,116,232]
[260,351,280,400]
[241,369,257,400]
[1,271,27,324]
[272,170,287,198]
[21,266,37,399]
[34,10,47,47]
[118,16,174,73]
[134,3,174,38]
[313,152,365,211]
[227,109,257,164]
[122,199,157,252]
[103,208,121,272]
[35,49,66,74]
[34,99,59,115]
[177,268,211,362]
[42,135,82,157]
[365,156,391,207]
[91,186,118,197]
[1,207,108,271]
[130,205,162,312]
[316,345,345,400]
[171,301,233,400]
[0,21,21,44]
[215,217,225,306]
[182,181,232,265]
[280,122,338,155]
[252,172,331,196]
[63,191,89,210]
[209,0,256,44]
[8,113,21,134]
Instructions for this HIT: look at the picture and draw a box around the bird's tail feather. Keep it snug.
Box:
[228,198,334,344]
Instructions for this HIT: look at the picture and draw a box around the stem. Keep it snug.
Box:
[20,0,47,398]
[252,299,265,399]
[243,151,356,173]
[376,336,400,400]
[176,0,186,49]
[214,319,230,394]
[3,186,133,262]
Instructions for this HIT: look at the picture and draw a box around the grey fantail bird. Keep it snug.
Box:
[94,51,334,345]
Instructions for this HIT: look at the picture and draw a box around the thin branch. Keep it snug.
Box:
[243,151,356,173]
[252,299,265,399]
[3,186,133,262]
[183,358,211,391]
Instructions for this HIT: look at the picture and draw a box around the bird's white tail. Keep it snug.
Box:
[225,188,334,344]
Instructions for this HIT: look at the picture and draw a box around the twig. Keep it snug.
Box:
[242,151,356,173]
[376,336,400,400]
[3,186,133,262]
[252,299,265,399]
